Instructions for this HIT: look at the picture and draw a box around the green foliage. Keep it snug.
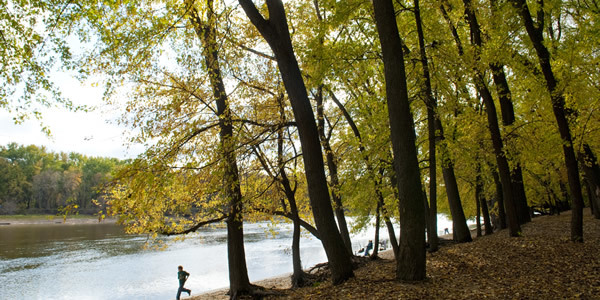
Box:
[0,0,87,131]
[3,0,599,239]
[0,143,125,214]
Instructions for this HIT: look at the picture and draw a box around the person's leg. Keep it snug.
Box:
[176,286,183,300]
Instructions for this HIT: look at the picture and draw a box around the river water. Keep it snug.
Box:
[0,216,456,300]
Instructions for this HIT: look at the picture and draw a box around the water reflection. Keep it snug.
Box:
[0,216,458,300]
[0,222,328,300]
[1,223,137,260]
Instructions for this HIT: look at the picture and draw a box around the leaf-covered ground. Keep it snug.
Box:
[192,210,600,299]
[273,210,600,299]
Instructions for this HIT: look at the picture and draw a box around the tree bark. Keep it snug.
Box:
[315,87,353,255]
[492,169,507,229]
[239,0,354,283]
[438,0,483,243]
[481,191,494,235]
[579,144,600,219]
[584,179,596,216]
[373,0,426,281]
[489,63,531,225]
[478,81,521,237]
[189,2,251,296]
[476,184,482,237]
[274,95,307,287]
[372,199,382,258]
[476,168,494,235]
[281,166,306,287]
[386,170,402,259]
[511,166,531,224]
[414,0,439,251]
[439,147,473,242]
[311,2,353,255]
[511,0,584,242]
[463,0,521,236]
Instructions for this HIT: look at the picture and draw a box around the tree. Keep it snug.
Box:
[413,0,440,250]
[188,0,252,295]
[238,0,354,284]
[310,2,353,255]
[372,0,426,281]
[432,0,479,242]
[461,0,522,236]
[250,93,314,287]
[579,144,600,219]
[1,0,88,134]
[328,90,400,259]
[511,0,584,242]
[488,0,531,225]
[0,143,123,214]
[0,157,28,213]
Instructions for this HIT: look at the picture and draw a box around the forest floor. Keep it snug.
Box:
[191,209,600,299]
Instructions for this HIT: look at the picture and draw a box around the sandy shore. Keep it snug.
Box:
[0,215,116,225]
[186,229,472,300]
[188,274,293,300]
[188,249,396,300]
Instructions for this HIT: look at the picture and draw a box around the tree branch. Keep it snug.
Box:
[239,0,273,36]
[237,43,276,61]
[160,215,228,236]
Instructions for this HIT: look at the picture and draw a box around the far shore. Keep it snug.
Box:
[0,214,117,225]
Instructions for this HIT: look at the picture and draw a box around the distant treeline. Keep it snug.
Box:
[0,143,128,215]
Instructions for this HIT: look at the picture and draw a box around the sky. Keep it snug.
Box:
[0,74,144,160]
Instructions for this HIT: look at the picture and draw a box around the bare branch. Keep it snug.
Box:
[160,215,228,236]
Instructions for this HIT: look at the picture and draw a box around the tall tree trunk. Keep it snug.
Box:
[439,146,473,242]
[492,169,507,229]
[329,90,400,257]
[373,0,427,281]
[372,199,382,258]
[414,0,440,251]
[476,186,482,237]
[315,87,353,255]
[189,3,251,297]
[559,181,571,212]
[579,144,600,219]
[438,0,482,243]
[511,0,584,242]
[487,0,531,220]
[463,0,521,236]
[386,171,402,259]
[584,179,596,216]
[239,0,354,283]
[312,3,353,255]
[476,168,494,235]
[275,94,307,287]
[385,216,399,259]
[281,167,306,287]
[477,80,521,237]
[489,63,531,225]
[511,166,531,223]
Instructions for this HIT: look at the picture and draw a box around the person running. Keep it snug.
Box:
[176,265,191,300]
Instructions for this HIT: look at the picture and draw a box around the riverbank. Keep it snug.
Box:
[189,248,398,300]
[0,214,116,225]
[191,209,600,299]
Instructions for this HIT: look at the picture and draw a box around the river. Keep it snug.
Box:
[0,216,456,300]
